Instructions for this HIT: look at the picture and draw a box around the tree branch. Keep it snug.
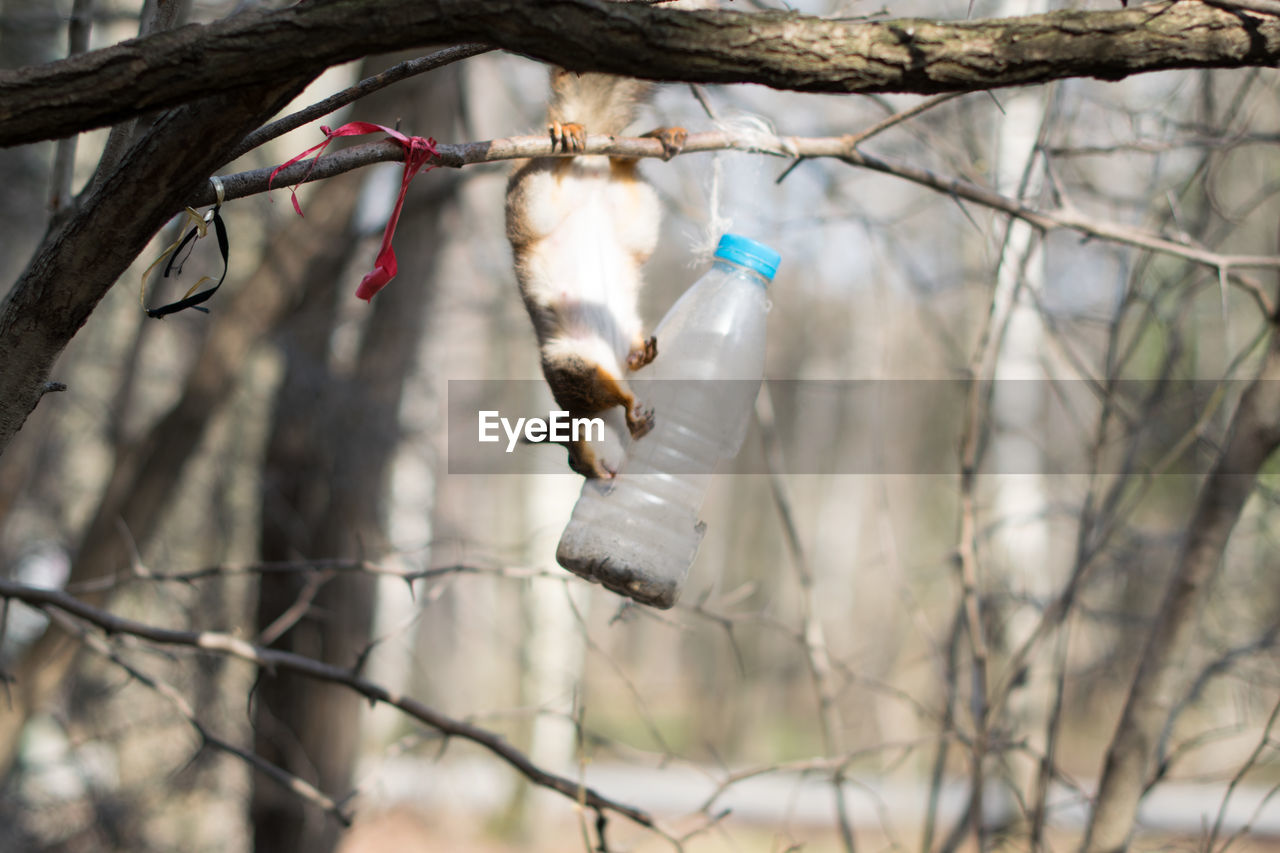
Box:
[1084,326,1280,853]
[0,577,657,830]
[226,43,492,161]
[4,0,1280,148]
[198,127,1280,313]
[0,76,312,459]
[53,611,354,827]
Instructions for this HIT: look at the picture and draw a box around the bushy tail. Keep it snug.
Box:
[546,70,651,136]
[545,1,717,134]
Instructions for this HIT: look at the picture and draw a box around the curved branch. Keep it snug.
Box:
[58,611,353,826]
[4,0,1280,147]
[199,127,1280,313]
[0,77,312,459]
[226,43,493,162]
[0,577,656,829]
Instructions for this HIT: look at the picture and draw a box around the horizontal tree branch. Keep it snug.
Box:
[55,611,354,826]
[0,577,656,830]
[199,127,1279,313]
[4,0,1280,148]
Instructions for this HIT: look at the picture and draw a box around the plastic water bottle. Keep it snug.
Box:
[556,234,780,608]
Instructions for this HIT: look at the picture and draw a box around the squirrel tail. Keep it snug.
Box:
[547,69,651,136]
[545,1,717,134]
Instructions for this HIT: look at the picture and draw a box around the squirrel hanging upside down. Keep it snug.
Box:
[506,68,686,478]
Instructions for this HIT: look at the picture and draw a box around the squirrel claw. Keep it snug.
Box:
[644,126,687,160]
[549,121,587,152]
[627,336,658,371]
[627,403,655,439]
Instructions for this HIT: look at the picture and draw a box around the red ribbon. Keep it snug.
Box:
[269,122,438,301]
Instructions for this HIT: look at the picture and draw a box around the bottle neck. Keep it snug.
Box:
[712,258,772,287]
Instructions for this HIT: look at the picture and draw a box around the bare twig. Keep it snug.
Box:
[844,91,965,150]
[52,610,352,824]
[0,578,657,829]
[1206,695,1280,853]
[1085,328,1280,852]
[192,129,1279,315]
[49,0,94,213]
[756,388,856,853]
[256,569,332,646]
[226,44,492,161]
[1156,624,1280,778]
[1203,0,1280,17]
[564,588,676,758]
[66,558,560,595]
[87,0,182,191]
[922,608,965,853]
[697,737,948,817]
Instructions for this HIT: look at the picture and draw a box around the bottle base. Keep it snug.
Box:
[555,539,679,609]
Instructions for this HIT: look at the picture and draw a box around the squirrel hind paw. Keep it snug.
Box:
[567,441,617,480]
[627,403,655,439]
[549,121,587,152]
[643,126,687,160]
[627,336,658,371]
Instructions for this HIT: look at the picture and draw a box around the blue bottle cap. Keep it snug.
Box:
[714,233,781,281]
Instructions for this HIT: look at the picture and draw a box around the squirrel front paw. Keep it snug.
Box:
[627,402,655,439]
[627,336,658,371]
[549,121,587,152]
[643,126,687,161]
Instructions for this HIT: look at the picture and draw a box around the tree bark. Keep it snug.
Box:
[0,76,311,459]
[251,57,461,853]
[3,1,1280,148]
[0,167,364,777]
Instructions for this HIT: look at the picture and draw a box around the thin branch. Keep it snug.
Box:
[226,44,492,162]
[0,577,656,829]
[1156,624,1280,778]
[67,559,563,595]
[844,91,966,149]
[1085,327,1280,853]
[192,128,1278,315]
[87,0,182,192]
[1206,694,1280,853]
[922,607,965,853]
[696,737,948,817]
[1203,0,1280,16]
[756,388,856,853]
[49,0,94,213]
[53,611,352,825]
[256,569,332,646]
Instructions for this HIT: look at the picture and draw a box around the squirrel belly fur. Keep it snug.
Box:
[506,69,685,478]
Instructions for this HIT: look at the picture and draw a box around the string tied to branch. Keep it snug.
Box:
[269,122,439,301]
[140,175,229,319]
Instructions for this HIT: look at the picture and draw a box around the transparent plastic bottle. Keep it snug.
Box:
[556,234,780,608]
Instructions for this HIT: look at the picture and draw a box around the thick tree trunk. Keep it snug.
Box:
[250,56,462,853]
[0,168,363,776]
[0,75,311,457]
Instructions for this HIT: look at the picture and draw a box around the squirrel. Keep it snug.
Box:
[506,68,686,478]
